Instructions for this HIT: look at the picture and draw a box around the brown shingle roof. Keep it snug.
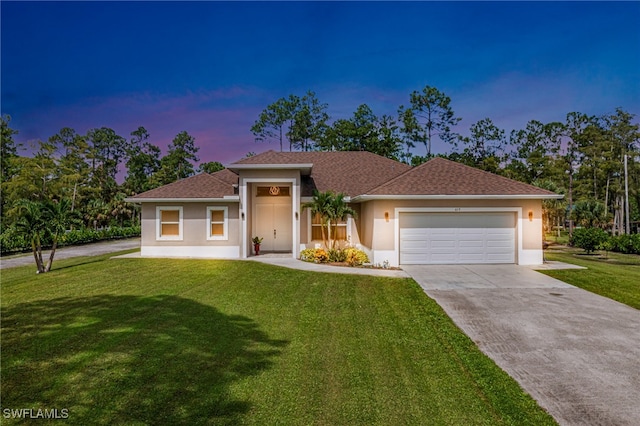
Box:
[129,153,559,201]
[367,157,559,197]
[210,168,239,185]
[231,150,411,197]
[130,173,236,199]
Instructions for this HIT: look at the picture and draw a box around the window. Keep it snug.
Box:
[311,212,347,241]
[157,207,183,240]
[257,186,290,197]
[207,206,228,240]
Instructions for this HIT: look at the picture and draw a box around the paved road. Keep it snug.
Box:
[404,264,640,426]
[0,238,140,270]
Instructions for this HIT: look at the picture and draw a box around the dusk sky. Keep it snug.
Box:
[2,1,639,165]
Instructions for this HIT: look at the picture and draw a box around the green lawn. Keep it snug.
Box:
[543,247,640,310]
[1,253,555,425]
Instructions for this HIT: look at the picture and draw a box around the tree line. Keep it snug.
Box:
[252,87,640,235]
[0,120,226,231]
[0,118,225,267]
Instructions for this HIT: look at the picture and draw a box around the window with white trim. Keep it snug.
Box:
[207,206,228,240]
[156,206,183,240]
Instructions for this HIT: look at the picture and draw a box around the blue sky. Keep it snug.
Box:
[2,1,639,164]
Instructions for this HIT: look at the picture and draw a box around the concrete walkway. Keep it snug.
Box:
[0,238,140,270]
[403,264,640,426]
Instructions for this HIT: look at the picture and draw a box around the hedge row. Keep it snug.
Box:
[0,226,141,256]
[570,228,640,255]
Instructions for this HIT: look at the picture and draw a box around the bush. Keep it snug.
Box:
[570,227,609,253]
[609,234,640,255]
[299,247,368,266]
[328,248,347,262]
[313,248,329,263]
[344,248,369,266]
[299,248,317,262]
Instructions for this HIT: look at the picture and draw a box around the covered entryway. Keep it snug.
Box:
[399,212,515,264]
[253,185,292,252]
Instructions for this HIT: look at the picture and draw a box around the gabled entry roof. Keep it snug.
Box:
[230,150,411,197]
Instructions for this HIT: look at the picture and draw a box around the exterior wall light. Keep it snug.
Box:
[385,212,389,222]
[528,210,533,222]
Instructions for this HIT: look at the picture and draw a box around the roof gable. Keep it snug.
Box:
[210,168,239,185]
[130,172,236,200]
[367,157,559,197]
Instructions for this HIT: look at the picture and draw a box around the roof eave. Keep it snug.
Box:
[125,196,240,203]
[352,194,564,202]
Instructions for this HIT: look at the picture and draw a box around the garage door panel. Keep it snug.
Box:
[459,253,485,262]
[431,253,458,263]
[399,213,515,265]
[401,240,427,250]
[487,253,514,263]
[460,240,484,249]
[487,240,512,249]
[431,239,456,249]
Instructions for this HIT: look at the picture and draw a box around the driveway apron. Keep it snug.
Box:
[403,264,640,426]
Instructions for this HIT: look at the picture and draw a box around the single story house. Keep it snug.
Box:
[126,150,562,266]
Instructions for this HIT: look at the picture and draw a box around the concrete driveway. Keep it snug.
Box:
[403,264,640,426]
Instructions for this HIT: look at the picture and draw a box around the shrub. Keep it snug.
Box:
[344,248,369,266]
[328,248,347,262]
[300,247,367,266]
[313,248,329,263]
[609,234,640,255]
[299,248,317,262]
[570,227,609,254]
[299,248,329,263]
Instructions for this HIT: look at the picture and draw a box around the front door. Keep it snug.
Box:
[253,185,293,252]
[256,204,292,252]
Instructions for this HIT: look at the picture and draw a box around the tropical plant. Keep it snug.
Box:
[327,192,357,249]
[344,248,369,266]
[302,190,333,249]
[13,200,49,273]
[12,199,81,272]
[302,190,357,250]
[572,199,607,228]
[43,199,81,272]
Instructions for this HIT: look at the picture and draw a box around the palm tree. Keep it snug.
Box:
[573,199,607,228]
[43,199,80,272]
[327,192,357,249]
[302,190,333,249]
[14,200,48,273]
[302,190,357,249]
[13,198,80,273]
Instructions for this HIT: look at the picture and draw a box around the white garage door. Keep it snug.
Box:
[400,212,515,264]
